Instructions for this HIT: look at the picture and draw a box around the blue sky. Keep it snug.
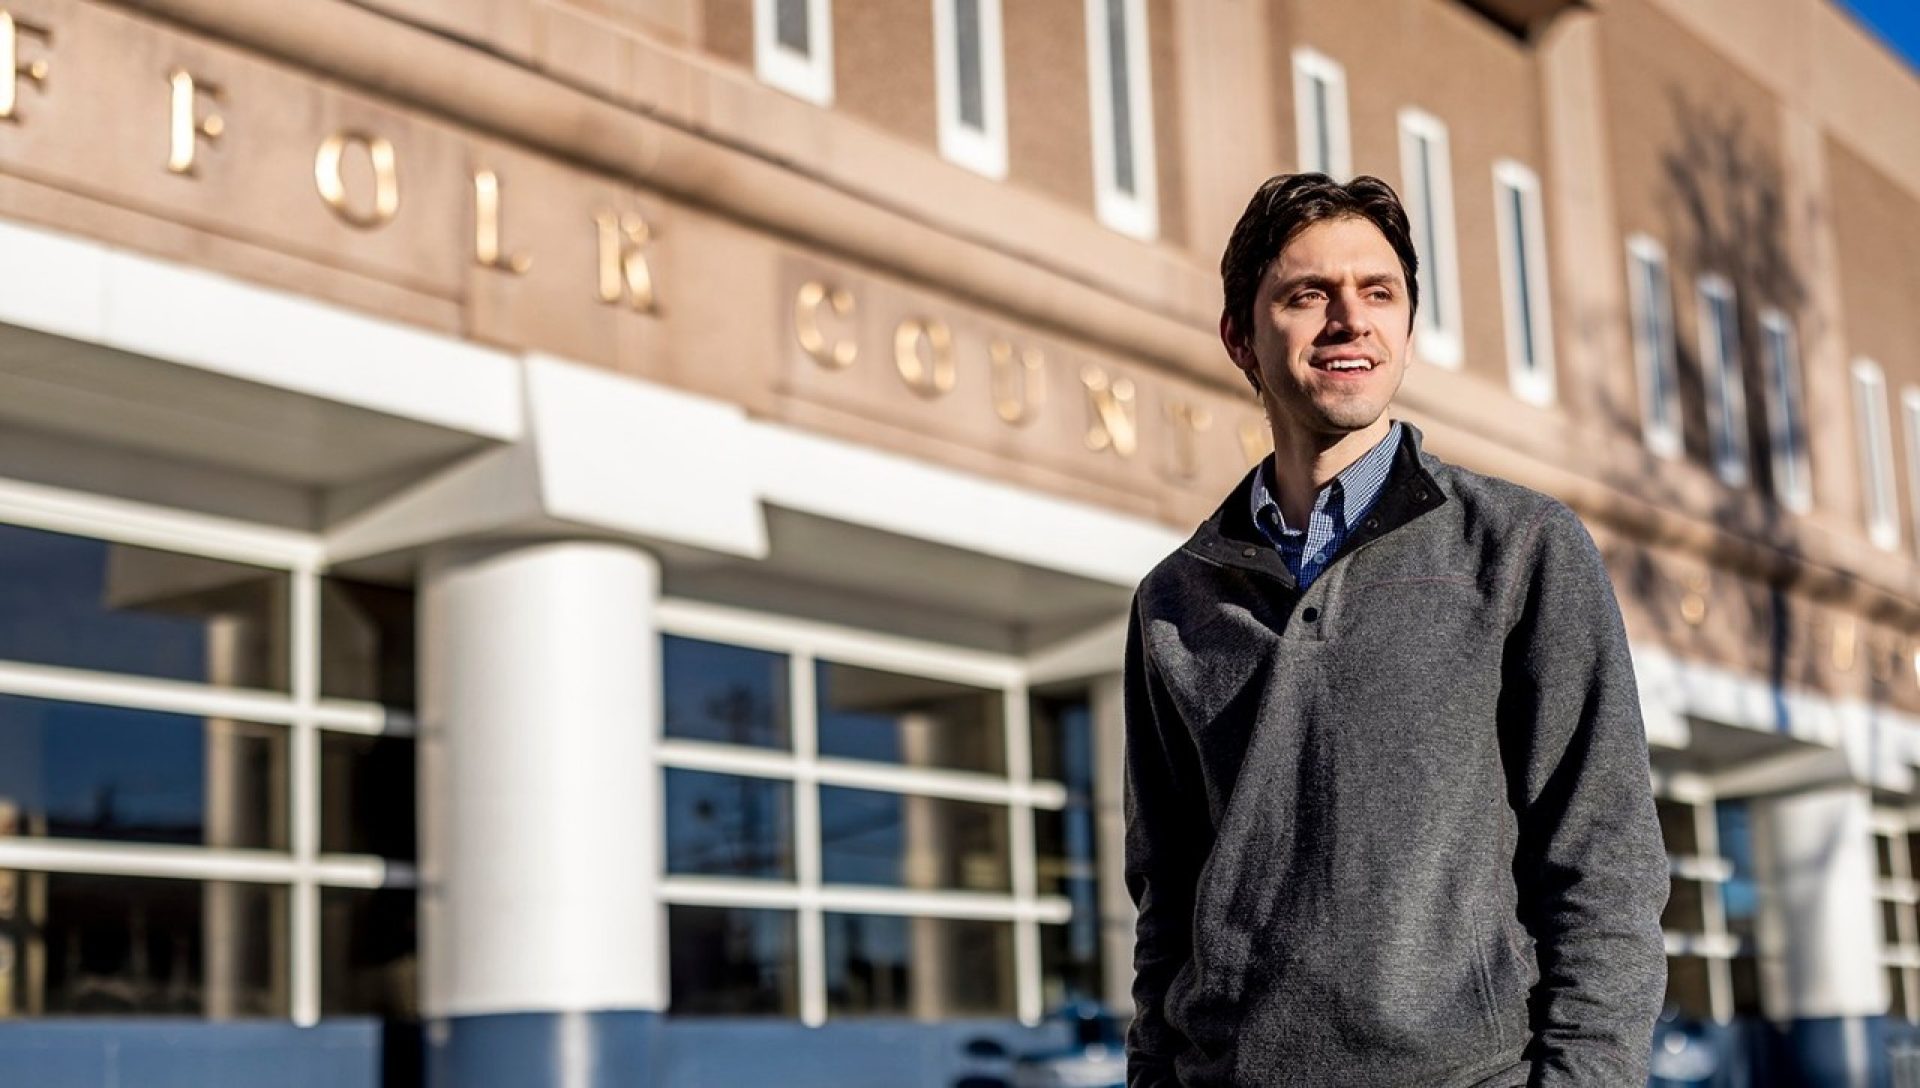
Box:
[1835,0,1920,75]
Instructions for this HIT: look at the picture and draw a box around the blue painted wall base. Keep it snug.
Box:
[0,1019,390,1088]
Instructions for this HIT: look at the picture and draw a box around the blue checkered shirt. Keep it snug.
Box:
[1251,421,1402,590]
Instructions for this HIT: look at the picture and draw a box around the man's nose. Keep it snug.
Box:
[1323,287,1373,337]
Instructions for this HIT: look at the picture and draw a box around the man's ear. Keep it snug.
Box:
[1219,312,1260,391]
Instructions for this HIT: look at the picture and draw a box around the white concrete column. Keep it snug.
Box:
[1755,786,1886,1020]
[418,539,663,1021]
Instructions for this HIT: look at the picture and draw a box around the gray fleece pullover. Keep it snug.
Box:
[1124,424,1667,1087]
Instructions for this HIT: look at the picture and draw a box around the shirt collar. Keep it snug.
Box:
[1251,420,1404,535]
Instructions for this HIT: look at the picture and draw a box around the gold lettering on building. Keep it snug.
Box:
[1238,418,1269,464]
[1081,365,1138,457]
[1164,400,1213,480]
[315,131,400,229]
[472,169,530,274]
[989,340,1045,425]
[595,211,657,312]
[894,318,956,398]
[166,68,224,176]
[0,10,51,122]
[794,282,856,369]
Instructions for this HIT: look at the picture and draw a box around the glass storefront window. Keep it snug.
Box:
[815,661,1005,774]
[320,887,417,1020]
[819,786,1010,892]
[1040,884,1104,1011]
[0,694,287,850]
[1665,955,1713,1020]
[0,523,288,691]
[0,870,288,1017]
[823,912,1014,1018]
[665,769,794,880]
[1664,877,1707,934]
[319,578,416,708]
[1656,797,1698,857]
[663,636,790,750]
[1031,690,1095,792]
[667,905,798,1016]
[319,732,416,860]
[1035,806,1098,898]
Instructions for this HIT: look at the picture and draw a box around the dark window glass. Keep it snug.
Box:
[823,912,1014,1018]
[1415,134,1443,331]
[1035,805,1098,898]
[1637,256,1676,431]
[1715,800,1758,939]
[1894,966,1912,1021]
[1885,900,1905,947]
[1040,878,1104,1012]
[816,661,1003,774]
[0,870,287,1017]
[955,0,984,130]
[1030,691,1095,794]
[1731,955,1762,1016]
[820,786,1009,892]
[319,578,415,708]
[1663,877,1706,934]
[1104,0,1134,195]
[0,524,288,691]
[0,694,286,850]
[320,733,415,860]
[663,637,790,750]
[1507,184,1536,369]
[320,887,416,1019]
[1656,798,1698,857]
[665,769,794,880]
[1908,834,1920,892]
[1665,955,1713,1020]
[775,0,809,53]
[667,905,797,1017]
[1880,834,1899,880]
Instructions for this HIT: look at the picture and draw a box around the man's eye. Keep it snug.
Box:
[1290,291,1326,305]
[1367,289,1394,302]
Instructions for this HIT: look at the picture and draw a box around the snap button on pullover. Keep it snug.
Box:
[1301,607,1320,622]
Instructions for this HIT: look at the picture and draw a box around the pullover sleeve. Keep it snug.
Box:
[1500,504,1669,1087]
[1122,596,1212,1088]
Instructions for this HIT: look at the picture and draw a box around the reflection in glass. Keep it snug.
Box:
[0,870,287,1017]
[663,637,790,750]
[824,912,1014,1018]
[0,694,287,850]
[1663,877,1705,934]
[1035,806,1099,899]
[665,769,794,880]
[666,905,797,1016]
[816,661,1004,774]
[820,786,1009,892]
[1041,875,1104,1011]
[320,578,416,708]
[1665,955,1712,1020]
[0,523,288,691]
[1031,690,1095,792]
[1655,798,1697,858]
[320,887,417,1019]
[1715,800,1757,940]
[320,733,416,860]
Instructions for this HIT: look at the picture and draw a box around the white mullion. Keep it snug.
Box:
[0,475,320,570]
[657,739,1069,809]
[0,839,302,882]
[0,659,303,724]
[1005,683,1041,1024]
[660,876,1072,924]
[1694,799,1733,1023]
[791,650,827,1028]
[290,565,321,1027]
[312,700,417,737]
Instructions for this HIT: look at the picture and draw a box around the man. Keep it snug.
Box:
[1123,173,1668,1087]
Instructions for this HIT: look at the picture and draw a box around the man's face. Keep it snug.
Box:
[1223,216,1413,440]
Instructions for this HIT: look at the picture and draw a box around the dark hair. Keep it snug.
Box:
[1219,173,1420,345]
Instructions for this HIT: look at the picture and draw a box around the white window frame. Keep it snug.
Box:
[1906,387,1920,558]
[1758,307,1812,513]
[1854,358,1899,551]
[0,477,418,1029]
[1872,810,1920,1019]
[1696,274,1750,487]
[1084,0,1157,240]
[1625,235,1682,459]
[1292,47,1351,180]
[1655,776,1740,1024]
[1492,160,1556,406]
[1397,109,1463,369]
[754,0,834,106]
[933,0,1008,179]
[654,597,1092,1028]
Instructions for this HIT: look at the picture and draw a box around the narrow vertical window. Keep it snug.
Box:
[755,0,834,106]
[1854,359,1898,551]
[1292,48,1350,180]
[934,0,1007,178]
[1625,236,1682,458]
[1696,275,1749,486]
[1906,388,1920,557]
[1397,109,1462,368]
[1493,161,1556,405]
[1759,308,1811,512]
[1084,0,1156,239]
